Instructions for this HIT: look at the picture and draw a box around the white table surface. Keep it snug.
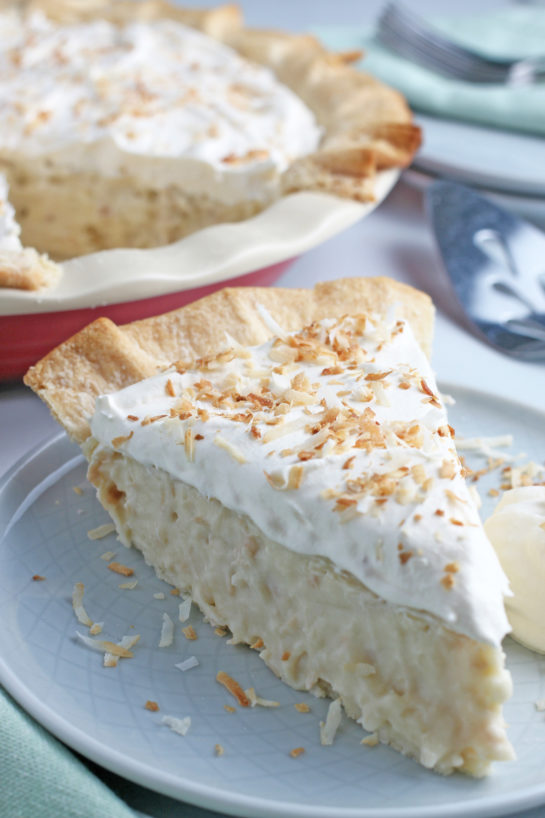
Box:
[1,1,544,816]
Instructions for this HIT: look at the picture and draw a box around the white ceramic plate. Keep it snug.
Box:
[1,383,545,818]
[412,115,545,199]
[0,171,398,317]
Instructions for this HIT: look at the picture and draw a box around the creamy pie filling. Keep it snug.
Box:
[89,313,511,647]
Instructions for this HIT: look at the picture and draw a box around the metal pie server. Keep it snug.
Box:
[426,180,545,362]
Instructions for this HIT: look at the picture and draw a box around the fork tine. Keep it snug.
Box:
[377,3,512,82]
[377,25,507,80]
[379,5,508,74]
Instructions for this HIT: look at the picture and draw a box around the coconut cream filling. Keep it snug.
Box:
[90,314,511,646]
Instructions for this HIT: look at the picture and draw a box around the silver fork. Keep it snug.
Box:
[376,3,545,85]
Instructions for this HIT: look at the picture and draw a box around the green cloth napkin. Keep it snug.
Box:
[0,687,136,818]
[314,7,545,136]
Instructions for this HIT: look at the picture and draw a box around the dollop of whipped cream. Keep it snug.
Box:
[485,486,545,653]
[90,313,510,646]
[0,9,321,198]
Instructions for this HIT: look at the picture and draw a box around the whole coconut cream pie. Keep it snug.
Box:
[25,278,514,776]
[0,0,420,261]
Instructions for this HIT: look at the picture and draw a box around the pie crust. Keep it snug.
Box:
[2,0,421,259]
[25,277,433,441]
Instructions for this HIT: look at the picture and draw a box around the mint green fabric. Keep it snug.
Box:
[314,8,545,135]
[0,687,135,818]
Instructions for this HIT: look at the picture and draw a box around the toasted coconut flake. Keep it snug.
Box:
[111,431,134,449]
[184,427,195,462]
[145,700,159,712]
[76,631,135,658]
[216,671,250,707]
[265,470,286,490]
[165,378,176,397]
[32,574,45,581]
[224,705,236,713]
[100,551,116,561]
[244,687,280,708]
[214,434,246,464]
[182,625,198,641]
[295,702,311,713]
[72,582,93,627]
[262,416,309,443]
[284,388,316,406]
[439,460,456,479]
[72,486,83,496]
[108,562,134,577]
[287,465,304,490]
[159,613,175,648]
[338,505,363,524]
[455,434,514,459]
[87,523,116,540]
[89,622,103,636]
[214,743,225,756]
[361,732,379,747]
[104,633,141,667]
[175,656,199,672]
[251,637,264,650]
[178,597,192,622]
[162,715,191,736]
[320,698,343,746]
[119,580,138,590]
[365,370,392,382]
[290,747,305,758]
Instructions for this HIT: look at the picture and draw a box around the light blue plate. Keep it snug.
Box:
[1,384,545,818]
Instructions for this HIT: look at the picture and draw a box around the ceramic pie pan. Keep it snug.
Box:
[0,171,398,380]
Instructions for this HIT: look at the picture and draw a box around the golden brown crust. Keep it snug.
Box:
[228,27,421,199]
[0,247,62,290]
[25,0,243,39]
[23,0,421,205]
[24,277,434,443]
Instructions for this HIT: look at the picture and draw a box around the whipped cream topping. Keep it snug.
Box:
[485,486,545,654]
[0,10,321,200]
[0,174,23,252]
[90,314,510,646]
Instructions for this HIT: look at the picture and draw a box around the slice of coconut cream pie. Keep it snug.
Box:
[24,279,513,776]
